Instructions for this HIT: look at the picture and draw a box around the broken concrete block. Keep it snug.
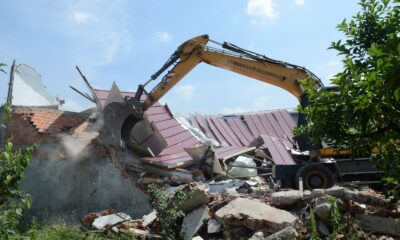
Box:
[180,183,210,213]
[344,189,390,208]
[224,187,241,200]
[180,206,210,239]
[208,179,244,194]
[228,156,257,178]
[207,218,221,233]
[356,214,400,237]
[325,186,346,198]
[271,190,302,206]
[311,188,326,198]
[215,198,299,232]
[264,226,298,240]
[191,236,204,240]
[249,227,298,240]
[303,190,312,199]
[92,212,131,230]
[142,209,157,227]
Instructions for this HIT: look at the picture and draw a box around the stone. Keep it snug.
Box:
[271,190,302,206]
[180,183,210,213]
[181,206,210,239]
[208,179,244,194]
[142,209,157,227]
[314,198,332,221]
[311,188,326,198]
[92,212,131,230]
[264,226,298,240]
[356,214,400,237]
[318,221,330,236]
[249,231,267,240]
[224,187,241,200]
[215,198,299,232]
[303,190,312,199]
[344,189,390,208]
[207,218,222,233]
[192,236,204,240]
[325,186,346,198]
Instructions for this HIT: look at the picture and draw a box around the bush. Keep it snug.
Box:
[147,184,188,240]
[0,103,34,238]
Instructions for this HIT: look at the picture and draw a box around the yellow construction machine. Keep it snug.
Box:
[104,34,380,189]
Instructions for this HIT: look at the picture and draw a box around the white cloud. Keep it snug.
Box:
[72,11,91,24]
[247,0,279,23]
[174,85,194,99]
[62,0,133,66]
[294,0,305,6]
[154,31,172,43]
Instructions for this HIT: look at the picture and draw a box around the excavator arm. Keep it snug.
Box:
[102,34,323,156]
[136,34,323,110]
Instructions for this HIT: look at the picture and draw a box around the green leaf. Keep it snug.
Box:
[15,208,22,216]
[395,87,400,101]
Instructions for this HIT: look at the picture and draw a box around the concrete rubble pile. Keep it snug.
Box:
[2,63,399,239]
[82,181,400,239]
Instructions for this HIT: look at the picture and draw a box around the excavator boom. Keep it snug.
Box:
[103,34,323,155]
[137,34,322,110]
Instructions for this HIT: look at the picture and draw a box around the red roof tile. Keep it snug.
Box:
[28,111,86,133]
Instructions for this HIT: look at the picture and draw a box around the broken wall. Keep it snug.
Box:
[20,153,150,223]
[10,64,57,106]
[5,107,150,224]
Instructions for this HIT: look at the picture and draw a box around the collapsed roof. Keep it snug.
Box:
[2,62,299,175]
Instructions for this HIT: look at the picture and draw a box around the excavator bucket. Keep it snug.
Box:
[101,83,167,157]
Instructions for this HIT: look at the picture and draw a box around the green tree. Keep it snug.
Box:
[298,0,400,200]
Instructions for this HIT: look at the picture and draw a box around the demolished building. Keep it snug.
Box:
[2,61,302,220]
[2,62,397,239]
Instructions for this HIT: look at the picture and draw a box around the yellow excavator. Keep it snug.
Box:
[104,34,380,189]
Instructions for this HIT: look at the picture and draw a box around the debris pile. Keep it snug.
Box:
[82,181,400,239]
[2,62,398,238]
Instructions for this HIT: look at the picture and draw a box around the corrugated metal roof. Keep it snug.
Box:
[93,88,256,168]
[187,110,296,165]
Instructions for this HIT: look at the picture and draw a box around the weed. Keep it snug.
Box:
[309,206,320,240]
[147,184,188,240]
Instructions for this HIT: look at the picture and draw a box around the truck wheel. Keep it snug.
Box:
[295,164,334,190]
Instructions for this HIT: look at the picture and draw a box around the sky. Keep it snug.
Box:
[0,0,360,116]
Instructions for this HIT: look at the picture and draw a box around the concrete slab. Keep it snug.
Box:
[215,198,298,232]
[181,206,210,239]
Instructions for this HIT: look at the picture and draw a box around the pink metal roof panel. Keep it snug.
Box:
[225,118,250,146]
[230,118,255,144]
[259,135,295,165]
[206,117,228,145]
[210,117,237,146]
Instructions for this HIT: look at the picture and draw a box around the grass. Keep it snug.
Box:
[11,222,137,240]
